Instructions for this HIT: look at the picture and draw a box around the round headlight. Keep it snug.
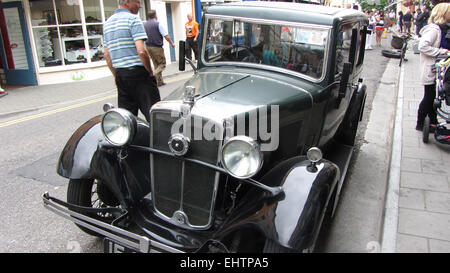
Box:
[221,136,263,179]
[101,108,136,146]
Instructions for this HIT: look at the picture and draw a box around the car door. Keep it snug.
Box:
[0,1,37,86]
[319,21,361,145]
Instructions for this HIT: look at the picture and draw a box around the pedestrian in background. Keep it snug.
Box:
[375,13,384,46]
[403,10,413,34]
[422,6,430,27]
[416,2,450,131]
[398,11,404,33]
[415,7,425,37]
[366,10,376,50]
[103,0,160,122]
[185,13,199,62]
[388,9,396,32]
[144,10,175,87]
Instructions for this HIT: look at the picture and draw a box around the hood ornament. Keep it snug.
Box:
[183,85,196,106]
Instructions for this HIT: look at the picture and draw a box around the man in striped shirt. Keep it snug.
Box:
[103,0,160,122]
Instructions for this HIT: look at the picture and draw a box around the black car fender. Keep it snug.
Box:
[221,156,339,251]
[56,115,151,204]
[57,115,104,179]
[267,158,339,250]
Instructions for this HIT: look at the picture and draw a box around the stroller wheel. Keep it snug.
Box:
[422,116,430,143]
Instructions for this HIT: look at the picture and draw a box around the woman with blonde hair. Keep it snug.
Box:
[416,3,450,131]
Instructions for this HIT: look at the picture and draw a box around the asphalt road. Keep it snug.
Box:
[0,48,391,252]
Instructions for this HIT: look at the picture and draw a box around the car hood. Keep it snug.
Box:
[163,68,314,123]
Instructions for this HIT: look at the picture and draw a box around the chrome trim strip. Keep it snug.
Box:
[42,193,184,253]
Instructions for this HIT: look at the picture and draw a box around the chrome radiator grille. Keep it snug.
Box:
[150,109,222,228]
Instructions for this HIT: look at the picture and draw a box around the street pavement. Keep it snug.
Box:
[0,63,192,120]
[0,39,449,253]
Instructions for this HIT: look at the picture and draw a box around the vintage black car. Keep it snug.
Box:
[43,2,368,253]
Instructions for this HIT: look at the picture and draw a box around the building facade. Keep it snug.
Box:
[0,0,194,86]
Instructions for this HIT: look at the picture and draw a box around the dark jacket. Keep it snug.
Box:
[144,19,163,47]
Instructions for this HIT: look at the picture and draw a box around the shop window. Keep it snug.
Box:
[87,24,104,62]
[55,0,82,25]
[33,27,61,67]
[28,0,143,69]
[84,0,103,22]
[30,1,57,26]
[57,25,88,65]
[103,0,118,20]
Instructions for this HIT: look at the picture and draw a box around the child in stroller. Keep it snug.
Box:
[423,56,450,144]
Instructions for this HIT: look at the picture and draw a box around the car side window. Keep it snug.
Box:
[335,22,360,77]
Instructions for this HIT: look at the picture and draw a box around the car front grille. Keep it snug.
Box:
[150,108,222,228]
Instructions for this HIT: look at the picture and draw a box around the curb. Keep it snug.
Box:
[380,59,404,253]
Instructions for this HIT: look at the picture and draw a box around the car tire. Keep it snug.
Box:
[422,116,430,143]
[67,178,119,237]
[381,49,402,59]
[263,239,296,253]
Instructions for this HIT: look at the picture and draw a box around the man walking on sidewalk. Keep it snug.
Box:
[103,0,160,122]
[403,10,413,34]
[144,10,175,87]
[185,13,199,62]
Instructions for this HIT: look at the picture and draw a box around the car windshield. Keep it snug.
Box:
[203,17,329,79]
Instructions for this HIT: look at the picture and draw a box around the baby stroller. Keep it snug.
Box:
[422,55,450,144]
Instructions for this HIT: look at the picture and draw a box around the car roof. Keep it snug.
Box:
[205,2,367,26]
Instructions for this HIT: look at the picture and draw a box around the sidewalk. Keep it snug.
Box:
[0,61,191,119]
[384,45,450,252]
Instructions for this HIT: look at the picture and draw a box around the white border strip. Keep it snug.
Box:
[381,61,404,253]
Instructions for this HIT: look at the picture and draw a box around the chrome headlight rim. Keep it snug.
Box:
[101,108,137,147]
[220,135,263,180]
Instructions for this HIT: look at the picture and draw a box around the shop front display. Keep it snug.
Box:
[28,0,146,69]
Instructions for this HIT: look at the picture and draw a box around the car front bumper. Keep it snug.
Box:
[42,192,184,253]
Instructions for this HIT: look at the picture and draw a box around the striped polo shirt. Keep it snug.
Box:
[103,9,148,68]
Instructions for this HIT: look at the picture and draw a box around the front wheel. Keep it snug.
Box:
[67,178,120,237]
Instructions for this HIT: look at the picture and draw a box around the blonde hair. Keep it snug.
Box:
[428,3,450,25]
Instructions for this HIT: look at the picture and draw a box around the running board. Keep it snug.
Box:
[324,142,354,216]
[42,192,184,253]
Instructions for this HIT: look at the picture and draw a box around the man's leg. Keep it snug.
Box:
[185,38,193,60]
[115,70,139,117]
[148,47,166,86]
[192,42,199,61]
[135,72,160,122]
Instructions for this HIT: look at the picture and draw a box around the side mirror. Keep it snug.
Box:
[179,40,186,71]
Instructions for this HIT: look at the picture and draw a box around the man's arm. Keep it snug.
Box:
[164,35,175,48]
[104,47,115,78]
[158,23,175,48]
[135,39,154,76]
[194,23,199,42]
